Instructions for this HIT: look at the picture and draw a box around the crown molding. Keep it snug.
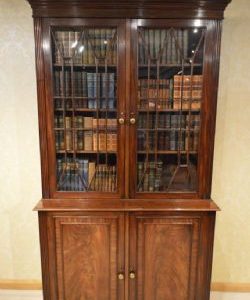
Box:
[26,0,232,19]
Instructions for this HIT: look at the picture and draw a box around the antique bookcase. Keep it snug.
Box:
[27,0,231,299]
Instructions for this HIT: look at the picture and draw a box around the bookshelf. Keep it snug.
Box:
[49,24,205,196]
[51,27,119,193]
[27,0,231,299]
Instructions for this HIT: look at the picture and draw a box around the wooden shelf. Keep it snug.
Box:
[54,108,117,112]
[56,150,117,154]
[54,64,117,68]
[137,150,198,154]
[138,63,203,68]
[138,108,200,113]
[54,96,117,99]
[137,128,199,132]
[54,127,117,131]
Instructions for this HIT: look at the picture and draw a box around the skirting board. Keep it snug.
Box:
[0,291,250,300]
[0,280,250,292]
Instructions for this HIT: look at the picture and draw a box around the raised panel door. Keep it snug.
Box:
[129,213,201,300]
[52,213,124,300]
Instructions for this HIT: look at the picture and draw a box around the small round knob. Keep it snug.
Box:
[118,273,124,280]
[118,118,125,125]
[129,272,136,279]
[130,118,136,125]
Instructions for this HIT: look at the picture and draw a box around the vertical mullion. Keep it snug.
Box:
[154,59,160,180]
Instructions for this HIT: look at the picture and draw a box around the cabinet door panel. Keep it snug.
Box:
[53,214,124,300]
[129,214,200,300]
[129,19,219,199]
[43,18,126,198]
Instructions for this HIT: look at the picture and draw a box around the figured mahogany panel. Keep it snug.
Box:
[129,214,200,300]
[53,214,124,300]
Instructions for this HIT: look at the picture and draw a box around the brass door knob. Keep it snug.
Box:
[118,118,125,125]
[129,271,136,279]
[130,118,136,125]
[118,273,125,280]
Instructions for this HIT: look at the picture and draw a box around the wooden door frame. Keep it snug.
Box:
[128,19,222,199]
[37,18,127,199]
[127,211,216,300]
[40,211,126,300]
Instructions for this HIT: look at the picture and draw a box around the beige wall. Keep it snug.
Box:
[0,0,249,284]
[0,0,41,279]
[212,0,250,283]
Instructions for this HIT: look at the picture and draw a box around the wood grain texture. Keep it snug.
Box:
[29,0,227,298]
[198,20,223,198]
[0,280,42,290]
[38,210,216,300]
[34,198,220,212]
[53,214,124,300]
[129,214,200,300]
[26,0,232,19]
[33,18,50,198]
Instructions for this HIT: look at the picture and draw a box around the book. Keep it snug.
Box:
[83,117,93,129]
[84,131,93,150]
[53,29,118,66]
[137,161,163,192]
[88,162,96,189]
[173,75,203,110]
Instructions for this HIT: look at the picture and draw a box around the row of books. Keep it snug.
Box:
[137,161,196,192]
[137,161,163,192]
[54,29,117,65]
[137,130,199,152]
[138,114,200,130]
[55,130,117,152]
[54,116,117,130]
[138,29,188,65]
[138,75,202,110]
[57,158,116,191]
[54,98,116,110]
[54,71,116,109]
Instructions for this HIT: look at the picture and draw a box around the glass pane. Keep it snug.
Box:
[52,27,118,192]
[136,27,205,193]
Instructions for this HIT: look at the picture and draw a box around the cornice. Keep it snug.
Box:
[26,0,232,19]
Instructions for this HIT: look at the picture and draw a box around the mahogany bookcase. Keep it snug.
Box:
[26,0,231,299]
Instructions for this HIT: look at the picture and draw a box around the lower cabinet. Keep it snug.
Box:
[39,211,215,300]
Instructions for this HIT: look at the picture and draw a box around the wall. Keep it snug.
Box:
[0,0,249,286]
[0,0,42,279]
[212,0,250,283]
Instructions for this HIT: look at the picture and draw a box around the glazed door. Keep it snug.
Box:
[42,19,126,198]
[50,213,125,300]
[128,213,201,300]
[129,19,219,198]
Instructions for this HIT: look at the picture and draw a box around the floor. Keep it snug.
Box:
[0,291,249,300]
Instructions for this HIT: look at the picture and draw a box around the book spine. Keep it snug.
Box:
[87,73,94,108]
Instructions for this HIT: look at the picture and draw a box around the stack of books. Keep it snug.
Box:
[54,29,117,65]
[137,161,163,192]
[93,133,117,151]
[173,75,203,109]
[138,75,203,110]
[57,158,116,192]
